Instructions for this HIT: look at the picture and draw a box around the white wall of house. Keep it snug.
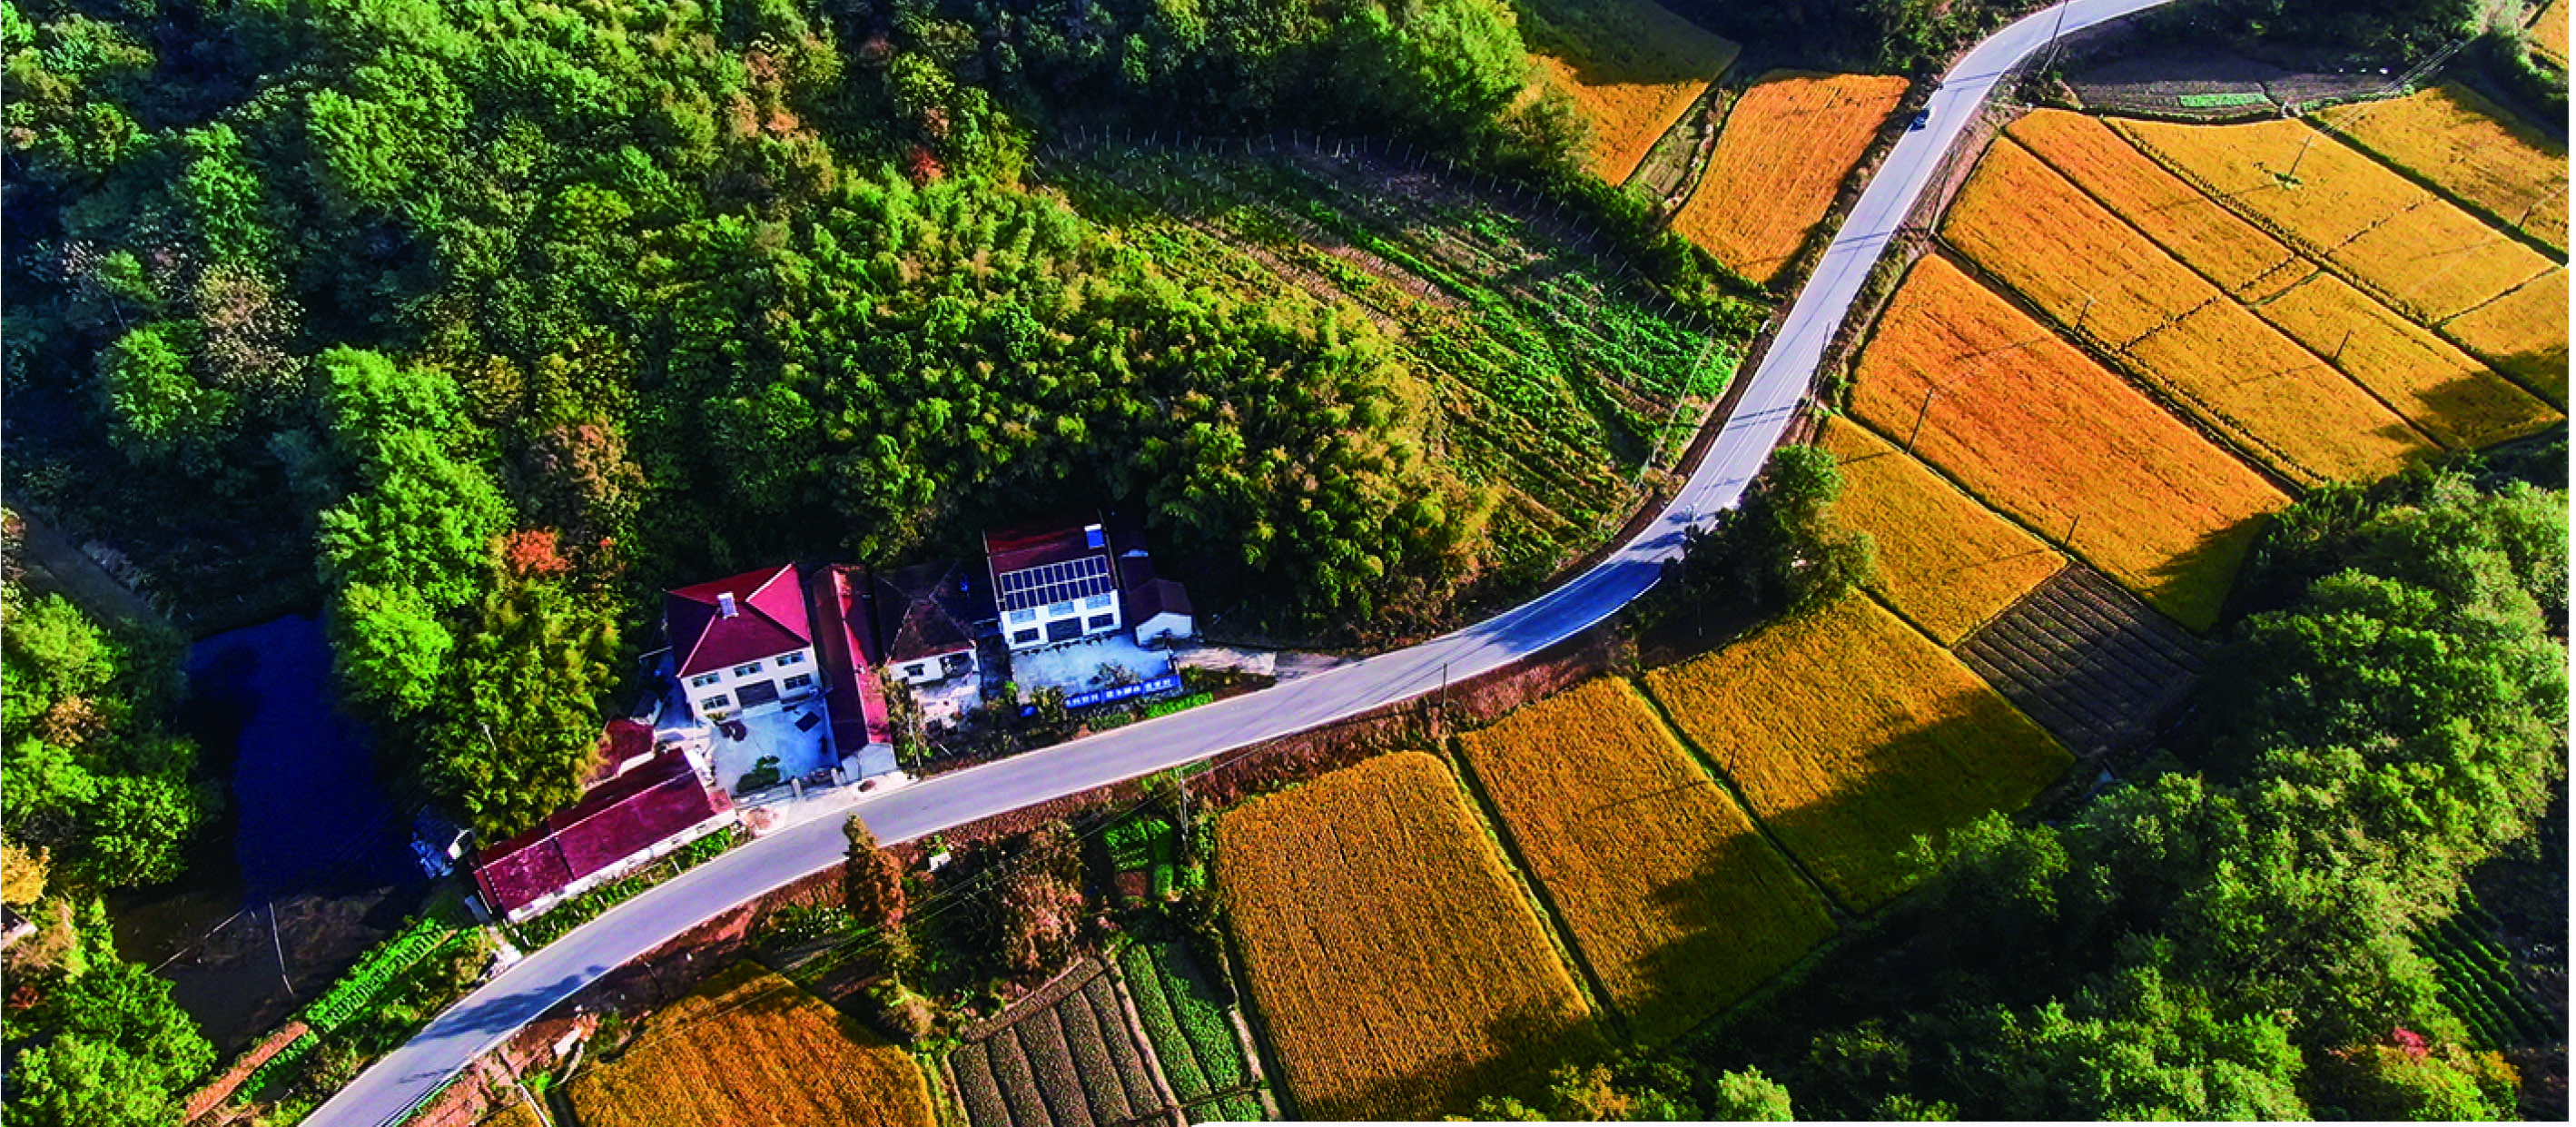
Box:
[1002,589,1121,651]
[681,646,820,721]
[894,648,976,685]
[1133,610,1195,647]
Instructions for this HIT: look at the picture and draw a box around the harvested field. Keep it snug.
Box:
[1214,752,1595,1120]
[1640,597,2073,912]
[1672,71,1911,285]
[1956,566,2211,756]
[1815,417,2064,645]
[567,964,936,1127]
[1456,678,1837,1043]
[2320,83,2568,251]
[948,958,1183,1127]
[2008,109,2297,293]
[1947,138,2433,484]
[2114,116,2555,321]
[1850,256,2288,630]
[2253,272,2560,449]
[1518,0,1741,183]
[2444,268,2570,405]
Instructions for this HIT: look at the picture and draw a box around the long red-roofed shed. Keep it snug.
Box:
[470,747,733,920]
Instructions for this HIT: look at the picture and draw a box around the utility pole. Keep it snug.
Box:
[1907,385,1938,453]
[2038,0,2076,79]
[2287,132,2321,182]
[2334,329,2352,364]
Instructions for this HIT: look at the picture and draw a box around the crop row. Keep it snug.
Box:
[565,964,935,1127]
[1120,939,1254,1102]
[2421,913,2557,1050]
[2315,83,2567,252]
[951,968,1175,1127]
[1813,418,2063,646]
[1673,71,1912,286]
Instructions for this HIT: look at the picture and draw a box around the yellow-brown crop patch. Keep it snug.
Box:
[1214,751,1595,1120]
[1639,596,2072,912]
[2113,116,2554,321]
[1947,138,2433,485]
[2008,109,2299,293]
[2534,0,2570,66]
[567,964,937,1127]
[1672,71,1911,285]
[2254,272,2561,448]
[1850,256,2289,630]
[1458,678,1836,1043]
[2443,268,2570,406]
[1814,416,2064,645]
[1521,0,1741,184]
[2319,83,2568,252]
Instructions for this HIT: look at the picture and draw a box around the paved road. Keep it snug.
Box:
[312,2,2178,1121]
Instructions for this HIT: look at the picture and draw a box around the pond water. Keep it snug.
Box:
[111,614,424,1052]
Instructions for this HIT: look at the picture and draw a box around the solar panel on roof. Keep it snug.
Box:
[996,554,1113,612]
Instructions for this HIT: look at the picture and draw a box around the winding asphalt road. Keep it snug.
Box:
[313,2,2179,1121]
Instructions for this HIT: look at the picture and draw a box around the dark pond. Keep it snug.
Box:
[111,614,426,1053]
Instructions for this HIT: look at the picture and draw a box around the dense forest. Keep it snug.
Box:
[1,0,1608,842]
[0,525,219,1127]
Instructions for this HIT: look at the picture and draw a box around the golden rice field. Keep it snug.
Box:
[2254,272,2560,450]
[1639,596,2072,912]
[1214,751,1595,1121]
[2114,116,2555,321]
[2535,0,2570,66]
[2319,84,2568,252]
[567,964,937,1127]
[2007,110,2299,294]
[1851,256,2289,631]
[1519,0,1741,184]
[1814,416,2064,645]
[1456,678,1837,1043]
[2445,267,2570,406]
[1672,71,1912,285]
[1947,139,2432,485]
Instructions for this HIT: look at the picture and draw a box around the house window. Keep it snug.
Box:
[732,660,764,677]
[776,652,805,668]
[1086,614,1116,631]
[689,673,723,688]
[1009,608,1038,625]
[701,694,733,711]
[1048,600,1076,618]
[1012,628,1041,645]
[904,663,928,678]
[1083,592,1113,610]
[782,673,814,691]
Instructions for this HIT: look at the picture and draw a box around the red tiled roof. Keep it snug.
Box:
[808,565,893,756]
[666,564,811,677]
[471,747,730,917]
[983,512,1108,578]
[584,718,659,786]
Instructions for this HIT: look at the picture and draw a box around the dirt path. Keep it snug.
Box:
[5,500,163,630]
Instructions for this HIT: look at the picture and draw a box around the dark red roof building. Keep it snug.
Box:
[665,564,812,678]
[805,565,895,760]
[469,747,734,922]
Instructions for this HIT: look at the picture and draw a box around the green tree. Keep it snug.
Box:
[410,562,619,840]
[96,322,234,469]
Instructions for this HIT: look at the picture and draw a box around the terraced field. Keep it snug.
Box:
[1814,417,2064,645]
[2447,268,2571,404]
[1213,752,1596,1120]
[1516,0,1742,183]
[1850,255,2289,631]
[568,964,936,1127]
[1945,135,2433,484]
[947,958,1181,1127]
[2535,0,2570,67]
[2317,83,2567,251]
[1673,71,1912,285]
[1053,141,1738,591]
[1456,678,1837,1042]
[1956,566,2210,755]
[2112,115,2555,321]
[1641,596,2073,911]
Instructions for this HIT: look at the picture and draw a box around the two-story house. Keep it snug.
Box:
[985,515,1126,651]
[664,564,822,722]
